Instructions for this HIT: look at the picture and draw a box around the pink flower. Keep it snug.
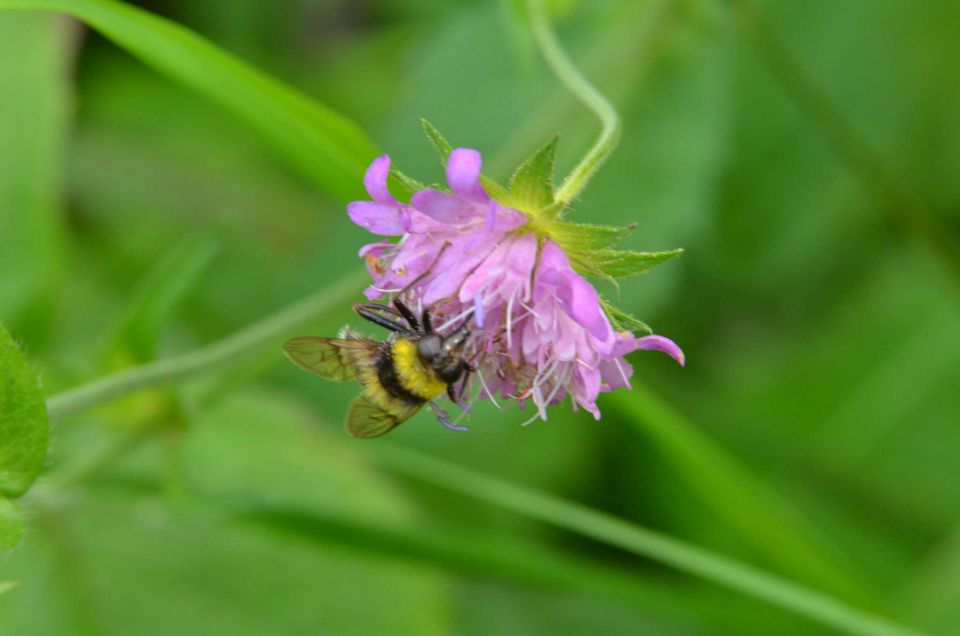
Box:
[347,149,683,422]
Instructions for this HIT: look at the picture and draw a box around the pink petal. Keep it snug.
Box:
[473,293,486,327]
[554,332,576,360]
[446,149,488,203]
[561,274,610,342]
[537,240,571,273]
[358,241,391,258]
[404,208,453,234]
[505,232,538,274]
[636,335,686,366]
[571,367,602,420]
[347,201,406,235]
[423,246,495,304]
[364,155,398,206]
[410,189,479,225]
[599,357,633,390]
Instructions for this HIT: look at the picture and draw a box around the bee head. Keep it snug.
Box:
[417,316,472,385]
[416,333,444,362]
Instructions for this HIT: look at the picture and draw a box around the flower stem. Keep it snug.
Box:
[46,271,366,422]
[527,0,622,209]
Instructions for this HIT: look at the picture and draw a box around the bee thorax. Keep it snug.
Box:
[387,338,447,401]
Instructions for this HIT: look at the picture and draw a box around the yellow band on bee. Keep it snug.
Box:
[392,338,447,400]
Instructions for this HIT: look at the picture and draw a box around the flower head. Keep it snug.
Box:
[347,143,683,422]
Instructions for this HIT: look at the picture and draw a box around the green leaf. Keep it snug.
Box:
[0,325,49,498]
[0,13,69,336]
[553,221,636,250]
[592,248,683,278]
[0,580,19,596]
[421,118,453,164]
[112,231,220,363]
[509,135,558,210]
[0,497,24,551]
[599,298,652,334]
[0,0,380,201]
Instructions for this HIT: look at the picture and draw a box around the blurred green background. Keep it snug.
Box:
[2,0,960,634]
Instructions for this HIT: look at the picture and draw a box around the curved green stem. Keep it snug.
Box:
[372,444,928,636]
[46,272,366,422]
[527,0,622,209]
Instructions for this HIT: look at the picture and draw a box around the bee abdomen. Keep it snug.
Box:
[375,344,427,405]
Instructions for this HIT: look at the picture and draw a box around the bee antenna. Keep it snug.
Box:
[421,309,433,334]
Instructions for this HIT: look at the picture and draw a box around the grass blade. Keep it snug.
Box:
[0,12,69,337]
[609,386,874,603]
[0,0,380,200]
[239,507,803,634]
[370,444,926,636]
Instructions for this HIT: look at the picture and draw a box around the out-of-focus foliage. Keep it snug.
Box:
[0,324,49,551]
[1,0,959,634]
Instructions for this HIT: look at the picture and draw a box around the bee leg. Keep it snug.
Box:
[392,299,421,332]
[445,383,471,413]
[421,308,433,334]
[456,372,472,406]
[429,401,469,432]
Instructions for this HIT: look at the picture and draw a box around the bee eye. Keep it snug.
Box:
[417,334,442,361]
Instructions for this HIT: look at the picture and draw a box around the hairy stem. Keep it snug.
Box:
[527,0,622,209]
[46,271,366,422]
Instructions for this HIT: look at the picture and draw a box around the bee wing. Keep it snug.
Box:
[283,335,377,382]
[346,395,421,439]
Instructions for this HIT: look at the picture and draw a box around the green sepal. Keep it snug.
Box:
[567,252,616,285]
[421,118,452,164]
[509,135,558,211]
[591,248,683,279]
[389,167,427,197]
[600,297,653,335]
[481,176,513,203]
[552,221,636,250]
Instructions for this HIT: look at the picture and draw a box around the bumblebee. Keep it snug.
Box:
[283,300,474,438]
